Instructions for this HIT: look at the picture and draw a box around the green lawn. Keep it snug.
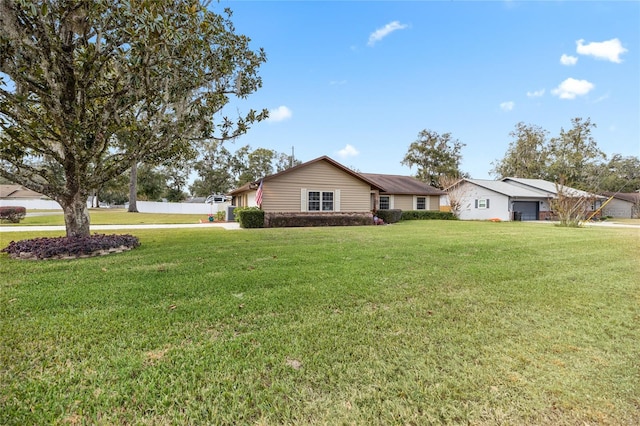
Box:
[1,221,638,425]
[4,209,208,226]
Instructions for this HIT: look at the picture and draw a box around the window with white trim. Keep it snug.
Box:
[308,191,334,211]
[416,197,426,210]
[322,191,334,211]
[379,196,390,210]
[475,198,490,209]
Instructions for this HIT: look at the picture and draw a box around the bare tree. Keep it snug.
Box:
[551,181,596,227]
[439,176,467,218]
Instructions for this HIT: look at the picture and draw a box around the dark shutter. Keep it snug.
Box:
[486,199,490,208]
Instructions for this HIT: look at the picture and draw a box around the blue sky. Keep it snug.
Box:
[217,0,639,179]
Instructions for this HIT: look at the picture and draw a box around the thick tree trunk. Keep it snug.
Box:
[60,193,91,238]
[128,161,139,213]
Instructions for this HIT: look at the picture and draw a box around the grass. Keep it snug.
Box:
[1,221,639,425]
[5,209,207,226]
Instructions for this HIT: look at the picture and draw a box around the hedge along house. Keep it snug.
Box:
[448,177,604,221]
[227,156,445,227]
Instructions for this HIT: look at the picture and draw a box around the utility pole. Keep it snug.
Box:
[290,146,295,168]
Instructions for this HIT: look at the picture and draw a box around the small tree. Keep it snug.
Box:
[551,181,595,227]
[438,175,467,218]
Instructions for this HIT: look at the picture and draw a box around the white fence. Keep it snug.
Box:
[0,199,64,210]
[1,198,230,216]
[130,201,230,215]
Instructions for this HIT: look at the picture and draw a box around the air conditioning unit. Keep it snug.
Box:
[226,205,236,222]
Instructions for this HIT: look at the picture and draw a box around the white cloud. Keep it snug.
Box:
[266,105,292,122]
[576,38,628,63]
[560,54,578,66]
[368,21,408,46]
[500,101,515,111]
[551,78,595,99]
[527,89,545,98]
[336,144,359,159]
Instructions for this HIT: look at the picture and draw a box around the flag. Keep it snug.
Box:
[255,180,263,207]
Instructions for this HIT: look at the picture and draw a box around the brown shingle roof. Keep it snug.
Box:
[602,192,640,203]
[0,184,44,199]
[360,174,446,196]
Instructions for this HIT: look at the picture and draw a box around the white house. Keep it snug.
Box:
[448,178,603,221]
[0,184,62,210]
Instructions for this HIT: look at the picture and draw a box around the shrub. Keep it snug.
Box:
[265,212,372,228]
[401,210,457,221]
[235,207,264,228]
[1,234,140,260]
[0,206,27,223]
[375,209,403,224]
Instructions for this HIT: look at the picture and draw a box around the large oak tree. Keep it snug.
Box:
[490,122,549,179]
[0,0,267,236]
[401,129,466,186]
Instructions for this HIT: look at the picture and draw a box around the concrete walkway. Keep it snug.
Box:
[0,222,241,233]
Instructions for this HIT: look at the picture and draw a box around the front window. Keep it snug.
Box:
[416,197,426,210]
[379,196,390,210]
[477,199,488,209]
[322,192,334,211]
[309,191,334,211]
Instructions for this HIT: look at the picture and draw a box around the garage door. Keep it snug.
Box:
[513,201,538,221]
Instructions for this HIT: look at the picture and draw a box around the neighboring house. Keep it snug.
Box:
[227,156,444,227]
[448,177,603,221]
[0,184,62,209]
[601,192,640,218]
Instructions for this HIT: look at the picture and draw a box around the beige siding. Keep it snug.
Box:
[388,194,441,211]
[393,195,414,210]
[262,161,371,213]
[428,195,440,210]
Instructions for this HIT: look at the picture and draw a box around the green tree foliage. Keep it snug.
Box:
[491,122,549,179]
[546,118,605,189]
[588,154,640,192]
[401,129,465,186]
[189,141,236,196]
[190,144,301,196]
[0,0,267,237]
[492,118,634,192]
[275,152,302,172]
[159,160,190,202]
[237,147,276,185]
[97,173,129,206]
